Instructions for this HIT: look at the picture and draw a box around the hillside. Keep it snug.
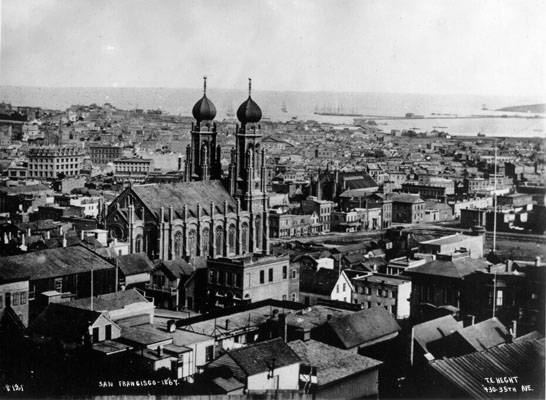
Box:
[496,103,546,113]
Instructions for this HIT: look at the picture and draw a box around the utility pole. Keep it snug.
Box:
[492,140,498,253]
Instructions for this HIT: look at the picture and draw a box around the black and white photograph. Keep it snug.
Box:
[0,0,544,398]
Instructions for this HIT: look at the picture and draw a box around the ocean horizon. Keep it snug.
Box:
[1,86,544,138]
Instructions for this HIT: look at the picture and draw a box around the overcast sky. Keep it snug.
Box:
[1,0,545,96]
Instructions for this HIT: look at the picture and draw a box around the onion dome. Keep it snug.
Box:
[192,76,216,122]
[237,78,262,124]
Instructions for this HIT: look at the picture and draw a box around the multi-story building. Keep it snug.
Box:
[301,197,335,233]
[113,158,153,182]
[351,273,412,319]
[27,145,84,179]
[391,193,425,224]
[269,212,321,238]
[206,254,297,307]
[88,144,123,165]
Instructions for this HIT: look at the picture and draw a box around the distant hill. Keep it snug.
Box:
[496,103,546,113]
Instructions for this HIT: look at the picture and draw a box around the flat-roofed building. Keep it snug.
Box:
[352,273,412,319]
[113,158,153,182]
[27,145,84,180]
[419,233,484,259]
[207,254,297,307]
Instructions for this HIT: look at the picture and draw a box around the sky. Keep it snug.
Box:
[1,0,545,96]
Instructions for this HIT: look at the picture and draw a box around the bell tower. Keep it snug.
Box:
[185,76,222,181]
[229,78,270,254]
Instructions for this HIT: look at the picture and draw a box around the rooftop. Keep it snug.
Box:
[327,307,401,349]
[66,288,151,313]
[0,245,114,282]
[288,339,382,386]
[285,305,353,332]
[406,256,489,279]
[430,338,544,399]
[227,338,301,376]
[420,233,477,246]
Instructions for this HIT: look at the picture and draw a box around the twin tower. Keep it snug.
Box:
[184,77,268,213]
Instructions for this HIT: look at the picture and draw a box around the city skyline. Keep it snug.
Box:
[1,0,545,97]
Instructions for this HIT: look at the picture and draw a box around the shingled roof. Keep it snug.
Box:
[66,288,150,313]
[117,252,154,276]
[227,338,301,376]
[289,339,382,386]
[327,307,400,349]
[0,245,114,282]
[131,180,236,219]
[29,303,103,343]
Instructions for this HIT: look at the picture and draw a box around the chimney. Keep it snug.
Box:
[167,320,176,333]
[81,230,85,240]
[156,346,162,357]
[45,230,50,240]
[535,256,541,267]
[62,233,67,248]
[59,226,63,235]
[279,313,288,342]
[225,319,230,330]
[510,320,517,339]
[27,228,32,237]
[505,259,513,273]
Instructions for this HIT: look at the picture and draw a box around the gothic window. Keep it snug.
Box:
[228,224,236,254]
[215,226,223,256]
[135,234,143,253]
[188,229,197,257]
[255,215,262,250]
[241,222,249,253]
[174,231,183,258]
[202,227,210,256]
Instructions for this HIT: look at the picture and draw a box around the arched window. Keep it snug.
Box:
[202,227,210,256]
[215,226,223,256]
[254,215,262,250]
[174,231,183,258]
[228,224,236,254]
[188,229,197,257]
[135,234,143,253]
[241,222,249,253]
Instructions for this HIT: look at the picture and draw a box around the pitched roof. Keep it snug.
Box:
[429,339,544,400]
[29,303,102,343]
[66,288,150,313]
[455,318,511,351]
[157,259,194,280]
[227,338,301,376]
[412,315,463,353]
[0,245,114,282]
[131,180,236,219]
[117,252,154,275]
[406,257,489,279]
[327,307,400,349]
[391,193,424,204]
[300,268,342,296]
[285,306,354,332]
[288,339,382,386]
